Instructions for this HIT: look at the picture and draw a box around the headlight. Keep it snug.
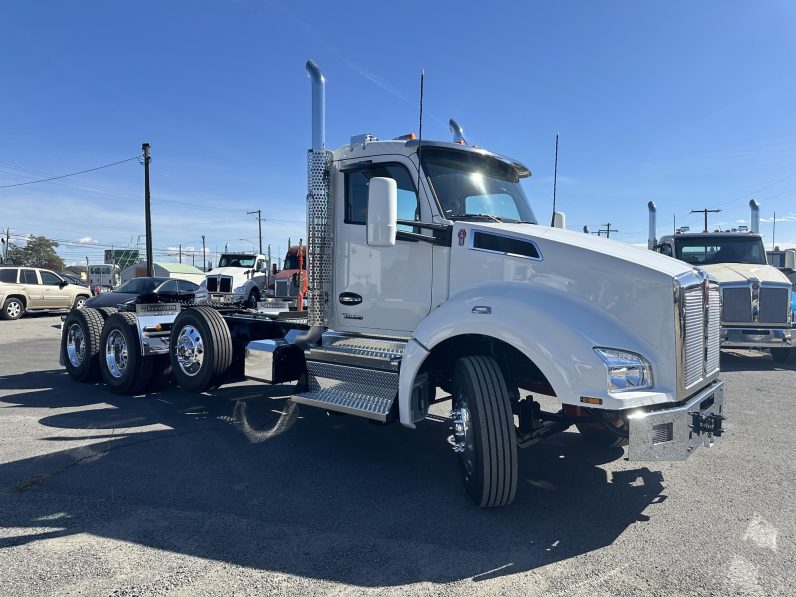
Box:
[594,348,652,392]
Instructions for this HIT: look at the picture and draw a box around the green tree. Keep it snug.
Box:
[7,236,65,271]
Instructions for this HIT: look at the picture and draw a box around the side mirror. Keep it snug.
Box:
[552,211,566,229]
[367,177,397,247]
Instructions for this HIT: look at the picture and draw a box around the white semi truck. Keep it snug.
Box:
[195,252,270,308]
[648,201,793,363]
[60,60,727,507]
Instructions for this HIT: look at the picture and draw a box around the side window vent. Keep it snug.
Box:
[472,232,541,260]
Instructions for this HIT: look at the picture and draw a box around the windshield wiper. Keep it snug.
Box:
[450,213,504,223]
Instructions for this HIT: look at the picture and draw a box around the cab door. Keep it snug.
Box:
[19,269,42,307]
[39,270,70,308]
[333,158,433,334]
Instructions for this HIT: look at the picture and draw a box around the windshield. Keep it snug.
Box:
[420,147,536,223]
[218,255,256,268]
[114,278,164,294]
[675,236,767,266]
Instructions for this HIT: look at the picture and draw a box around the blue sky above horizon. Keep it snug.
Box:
[2,0,796,267]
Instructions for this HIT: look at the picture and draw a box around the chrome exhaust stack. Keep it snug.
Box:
[647,201,657,250]
[296,60,333,348]
[449,119,466,144]
[749,199,760,234]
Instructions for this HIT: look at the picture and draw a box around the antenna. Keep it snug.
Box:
[414,69,425,199]
[690,208,721,232]
[550,132,559,226]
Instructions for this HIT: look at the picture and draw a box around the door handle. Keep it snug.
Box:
[339,292,362,305]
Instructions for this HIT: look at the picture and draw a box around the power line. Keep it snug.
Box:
[0,156,140,189]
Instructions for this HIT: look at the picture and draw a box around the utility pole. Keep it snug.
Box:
[247,210,264,254]
[192,252,195,267]
[142,142,154,277]
[201,235,206,272]
[690,208,721,232]
[596,223,618,238]
[772,212,776,250]
[179,244,182,263]
[3,228,8,262]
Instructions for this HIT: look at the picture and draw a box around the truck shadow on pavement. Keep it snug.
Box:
[0,369,666,586]
[719,350,796,372]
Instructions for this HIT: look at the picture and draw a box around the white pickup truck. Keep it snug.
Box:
[60,59,727,507]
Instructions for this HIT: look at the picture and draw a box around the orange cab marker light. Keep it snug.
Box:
[580,396,603,405]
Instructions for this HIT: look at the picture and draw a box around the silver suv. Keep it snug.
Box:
[0,266,92,320]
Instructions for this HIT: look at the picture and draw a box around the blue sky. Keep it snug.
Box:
[2,0,795,267]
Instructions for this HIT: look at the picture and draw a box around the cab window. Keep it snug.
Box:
[0,269,18,283]
[345,162,420,231]
[40,271,62,285]
[21,269,39,284]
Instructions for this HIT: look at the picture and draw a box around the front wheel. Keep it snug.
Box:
[99,312,154,394]
[72,295,89,310]
[450,355,518,508]
[771,348,794,364]
[244,288,260,309]
[169,307,233,392]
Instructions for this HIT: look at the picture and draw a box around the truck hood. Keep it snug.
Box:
[698,262,791,284]
[205,267,253,279]
[471,223,691,278]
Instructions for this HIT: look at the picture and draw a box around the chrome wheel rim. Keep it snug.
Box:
[450,398,475,481]
[76,297,86,309]
[105,329,128,379]
[175,325,204,377]
[7,301,21,318]
[66,323,85,367]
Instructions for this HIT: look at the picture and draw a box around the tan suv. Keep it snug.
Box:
[0,266,91,320]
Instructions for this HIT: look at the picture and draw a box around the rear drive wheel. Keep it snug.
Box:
[450,355,518,508]
[62,307,104,382]
[1,297,24,320]
[771,348,794,364]
[99,312,154,394]
[170,306,233,392]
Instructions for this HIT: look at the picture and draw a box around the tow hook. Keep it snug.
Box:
[688,410,726,437]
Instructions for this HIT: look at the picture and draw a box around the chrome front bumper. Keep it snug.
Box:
[721,327,792,348]
[627,380,725,461]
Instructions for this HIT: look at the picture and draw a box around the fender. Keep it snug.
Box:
[398,281,678,428]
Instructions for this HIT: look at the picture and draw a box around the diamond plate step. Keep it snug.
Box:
[291,360,398,421]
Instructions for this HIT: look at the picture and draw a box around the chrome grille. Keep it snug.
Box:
[722,287,751,323]
[206,277,218,292]
[683,287,704,389]
[706,286,721,375]
[759,287,789,324]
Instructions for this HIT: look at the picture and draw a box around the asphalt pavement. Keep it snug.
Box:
[0,313,794,596]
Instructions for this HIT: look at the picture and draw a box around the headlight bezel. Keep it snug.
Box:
[593,347,653,393]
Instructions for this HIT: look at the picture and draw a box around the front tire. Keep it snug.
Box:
[169,306,233,392]
[62,307,104,382]
[1,297,24,320]
[244,288,260,309]
[771,348,794,364]
[451,355,518,508]
[99,312,154,394]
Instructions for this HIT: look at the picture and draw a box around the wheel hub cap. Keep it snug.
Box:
[105,330,128,378]
[7,302,21,318]
[175,325,204,376]
[66,323,85,367]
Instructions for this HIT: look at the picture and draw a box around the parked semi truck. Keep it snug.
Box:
[60,60,727,507]
[195,252,270,308]
[648,201,793,363]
